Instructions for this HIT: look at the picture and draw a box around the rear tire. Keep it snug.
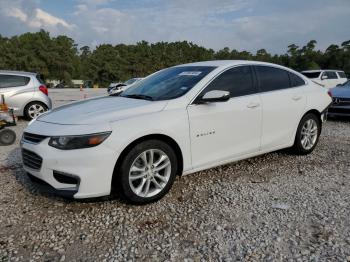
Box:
[0,129,16,146]
[291,113,321,155]
[116,140,178,204]
[24,102,48,120]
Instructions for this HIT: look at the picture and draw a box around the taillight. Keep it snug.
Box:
[39,85,48,96]
[327,90,332,98]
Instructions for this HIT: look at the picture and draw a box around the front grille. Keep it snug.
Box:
[23,132,48,144]
[332,97,350,107]
[22,149,43,170]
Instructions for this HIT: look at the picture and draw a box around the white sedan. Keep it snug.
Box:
[21,60,332,204]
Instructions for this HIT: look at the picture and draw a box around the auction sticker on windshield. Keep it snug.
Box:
[179,71,202,76]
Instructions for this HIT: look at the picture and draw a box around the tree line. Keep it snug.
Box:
[0,30,349,87]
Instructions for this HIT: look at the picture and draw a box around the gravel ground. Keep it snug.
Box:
[1,89,350,261]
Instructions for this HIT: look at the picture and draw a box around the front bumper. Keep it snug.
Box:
[21,137,118,199]
[26,172,78,198]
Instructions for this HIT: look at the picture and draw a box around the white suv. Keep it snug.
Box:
[301,70,347,88]
[21,61,332,204]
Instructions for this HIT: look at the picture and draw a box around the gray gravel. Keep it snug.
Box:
[1,89,350,261]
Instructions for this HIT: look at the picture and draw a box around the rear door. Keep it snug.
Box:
[0,74,33,113]
[187,65,262,169]
[255,66,307,150]
[322,71,339,88]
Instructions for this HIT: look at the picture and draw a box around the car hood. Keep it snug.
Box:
[37,96,168,125]
[330,87,350,98]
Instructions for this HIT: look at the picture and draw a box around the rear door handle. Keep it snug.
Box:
[292,95,302,101]
[247,102,260,109]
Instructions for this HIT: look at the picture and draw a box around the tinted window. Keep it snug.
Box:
[302,72,321,79]
[337,72,347,78]
[289,72,305,87]
[121,66,215,101]
[0,75,30,88]
[256,66,290,92]
[36,74,45,84]
[199,66,256,98]
[326,71,338,79]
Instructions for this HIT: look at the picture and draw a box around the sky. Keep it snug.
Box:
[0,0,349,54]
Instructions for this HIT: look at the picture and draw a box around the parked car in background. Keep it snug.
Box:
[22,61,331,204]
[301,70,347,88]
[107,78,143,94]
[54,83,68,88]
[107,82,122,93]
[328,80,350,118]
[0,71,52,120]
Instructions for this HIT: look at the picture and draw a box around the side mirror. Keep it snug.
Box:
[321,75,328,80]
[198,90,230,103]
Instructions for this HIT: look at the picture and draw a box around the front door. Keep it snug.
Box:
[187,65,262,169]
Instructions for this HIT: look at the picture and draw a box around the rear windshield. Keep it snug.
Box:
[301,72,321,79]
[36,74,45,84]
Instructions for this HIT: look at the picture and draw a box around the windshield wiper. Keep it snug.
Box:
[122,94,154,101]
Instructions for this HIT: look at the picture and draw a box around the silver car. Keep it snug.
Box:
[0,71,52,120]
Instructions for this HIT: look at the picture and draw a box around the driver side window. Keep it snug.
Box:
[198,66,257,99]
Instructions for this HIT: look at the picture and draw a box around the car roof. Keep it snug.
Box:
[177,60,296,70]
[0,70,38,76]
[302,69,344,73]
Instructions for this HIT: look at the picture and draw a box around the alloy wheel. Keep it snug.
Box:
[128,149,171,198]
[28,104,46,119]
[300,119,318,150]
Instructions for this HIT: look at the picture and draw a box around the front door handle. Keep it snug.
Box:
[292,95,302,101]
[247,102,260,109]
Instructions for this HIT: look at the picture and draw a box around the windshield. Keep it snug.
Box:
[301,72,321,79]
[124,78,139,85]
[339,80,350,87]
[121,66,216,101]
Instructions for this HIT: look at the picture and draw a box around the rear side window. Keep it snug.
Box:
[200,66,257,98]
[337,72,347,78]
[0,75,30,88]
[255,66,290,92]
[36,74,45,84]
[325,71,338,79]
[289,72,305,87]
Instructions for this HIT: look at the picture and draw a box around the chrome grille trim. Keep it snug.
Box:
[22,132,48,144]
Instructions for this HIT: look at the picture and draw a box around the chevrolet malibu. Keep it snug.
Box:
[21,61,332,204]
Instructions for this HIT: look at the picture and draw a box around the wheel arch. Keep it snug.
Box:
[302,109,322,124]
[293,108,322,141]
[111,133,184,188]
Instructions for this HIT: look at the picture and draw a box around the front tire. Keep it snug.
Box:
[117,140,178,204]
[24,102,48,120]
[292,113,321,155]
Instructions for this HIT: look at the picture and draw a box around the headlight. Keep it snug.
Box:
[48,132,111,150]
